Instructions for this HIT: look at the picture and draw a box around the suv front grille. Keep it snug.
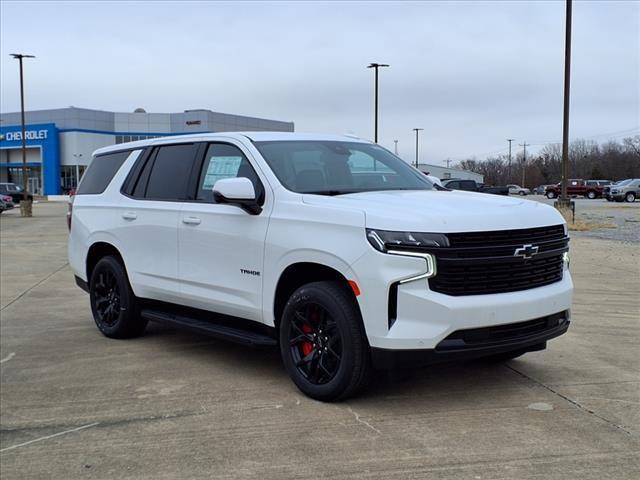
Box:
[410,225,568,296]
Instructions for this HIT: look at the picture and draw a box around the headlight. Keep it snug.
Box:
[366,229,443,280]
[366,229,449,252]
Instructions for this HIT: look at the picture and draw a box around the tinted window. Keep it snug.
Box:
[76,151,132,195]
[145,144,197,200]
[197,143,263,202]
[446,181,460,189]
[459,181,477,191]
[131,152,155,198]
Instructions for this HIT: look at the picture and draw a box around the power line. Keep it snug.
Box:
[529,126,640,145]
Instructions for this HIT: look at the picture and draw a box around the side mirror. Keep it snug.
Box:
[212,177,262,215]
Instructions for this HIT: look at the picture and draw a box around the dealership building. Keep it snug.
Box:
[0,107,294,195]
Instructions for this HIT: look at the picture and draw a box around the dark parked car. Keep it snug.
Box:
[0,183,34,203]
[443,179,509,195]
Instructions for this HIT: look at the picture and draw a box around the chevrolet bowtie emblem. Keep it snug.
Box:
[514,244,539,259]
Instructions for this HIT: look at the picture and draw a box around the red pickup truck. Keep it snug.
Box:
[545,179,611,199]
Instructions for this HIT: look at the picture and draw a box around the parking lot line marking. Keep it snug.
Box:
[0,262,68,313]
[0,422,100,453]
[0,352,15,364]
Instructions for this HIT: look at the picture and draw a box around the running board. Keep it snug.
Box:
[141,309,277,347]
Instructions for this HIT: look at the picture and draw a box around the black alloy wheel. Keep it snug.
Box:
[288,303,343,385]
[89,256,147,338]
[280,281,371,401]
[93,268,121,327]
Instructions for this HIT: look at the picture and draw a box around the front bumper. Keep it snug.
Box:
[348,248,573,351]
[371,310,569,369]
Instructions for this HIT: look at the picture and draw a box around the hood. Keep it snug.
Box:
[302,190,565,233]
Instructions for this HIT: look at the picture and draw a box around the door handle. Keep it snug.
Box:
[122,212,137,220]
[182,216,201,225]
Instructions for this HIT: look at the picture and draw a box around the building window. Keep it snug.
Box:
[60,165,87,193]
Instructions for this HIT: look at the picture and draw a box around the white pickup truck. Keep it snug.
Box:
[69,133,572,401]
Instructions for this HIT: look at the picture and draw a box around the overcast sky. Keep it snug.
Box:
[1,1,638,163]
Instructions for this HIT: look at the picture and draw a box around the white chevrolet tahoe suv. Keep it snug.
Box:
[69,133,573,401]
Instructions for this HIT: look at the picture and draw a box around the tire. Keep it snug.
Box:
[519,191,525,196]
[625,192,636,203]
[89,256,147,338]
[586,191,597,199]
[546,191,556,199]
[279,281,371,402]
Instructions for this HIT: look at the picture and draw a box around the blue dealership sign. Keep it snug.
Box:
[0,123,60,194]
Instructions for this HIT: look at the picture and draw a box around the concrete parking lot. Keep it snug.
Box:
[1,200,638,479]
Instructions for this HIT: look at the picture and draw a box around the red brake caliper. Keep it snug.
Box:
[301,324,314,357]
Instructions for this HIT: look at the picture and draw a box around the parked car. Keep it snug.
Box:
[545,179,605,199]
[604,179,630,201]
[0,194,15,213]
[69,133,572,401]
[534,185,555,195]
[507,184,530,196]
[0,183,34,203]
[609,178,640,203]
[442,179,508,195]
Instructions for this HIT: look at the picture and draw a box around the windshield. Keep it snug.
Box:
[253,140,434,195]
[615,179,632,186]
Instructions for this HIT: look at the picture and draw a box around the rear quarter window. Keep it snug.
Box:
[76,151,133,195]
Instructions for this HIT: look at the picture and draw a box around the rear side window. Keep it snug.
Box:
[76,151,132,195]
[143,144,197,200]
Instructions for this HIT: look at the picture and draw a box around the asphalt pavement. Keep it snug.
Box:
[1,201,638,479]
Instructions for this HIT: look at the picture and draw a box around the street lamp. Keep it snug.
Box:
[73,153,83,188]
[413,128,424,168]
[367,63,389,143]
[10,53,35,217]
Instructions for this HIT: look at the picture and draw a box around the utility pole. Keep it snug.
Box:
[10,53,35,217]
[367,63,390,143]
[558,0,573,213]
[413,128,424,168]
[507,139,514,182]
[393,139,398,155]
[519,142,529,187]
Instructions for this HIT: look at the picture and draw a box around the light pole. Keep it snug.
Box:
[10,53,35,217]
[73,153,83,188]
[519,142,529,187]
[507,138,514,182]
[413,128,423,168]
[393,140,398,155]
[367,63,389,143]
[558,0,573,212]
